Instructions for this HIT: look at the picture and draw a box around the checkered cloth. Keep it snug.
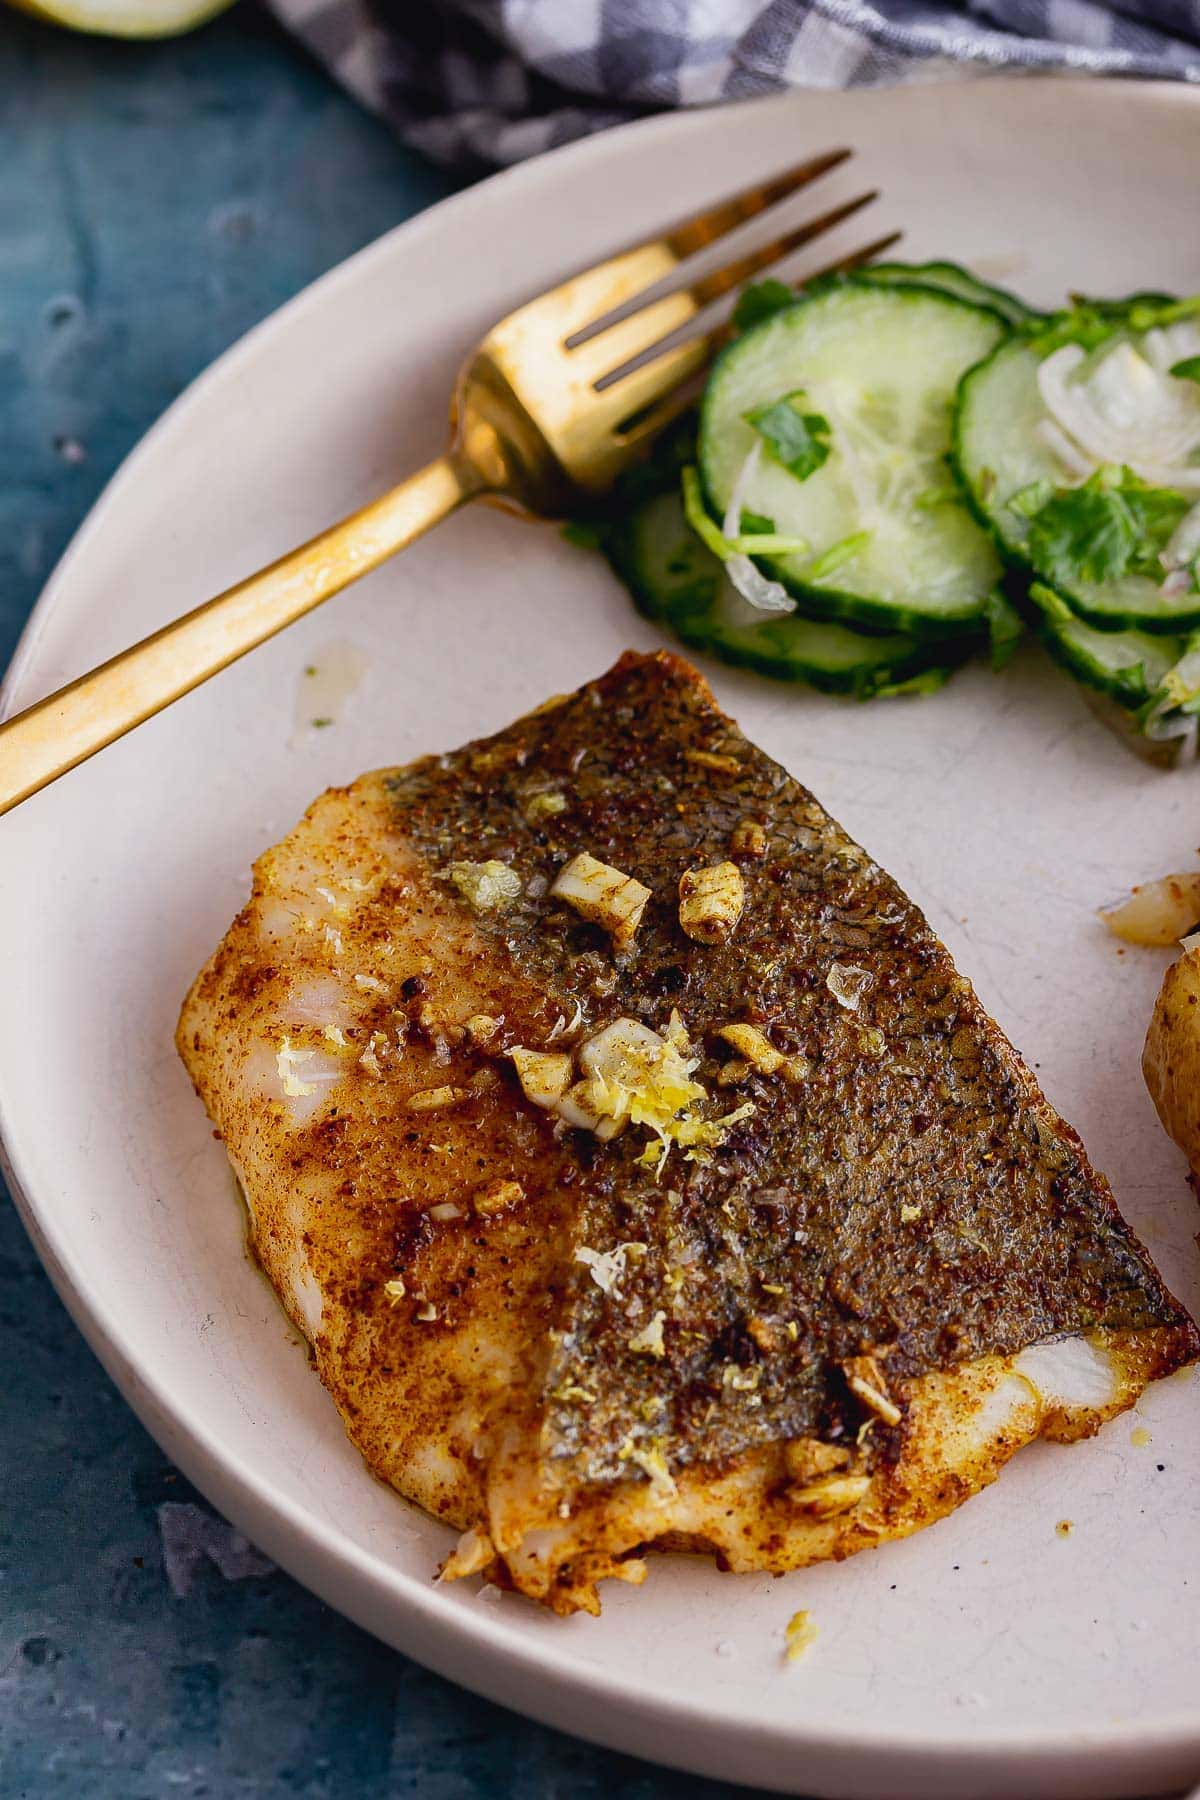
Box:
[269,0,1200,169]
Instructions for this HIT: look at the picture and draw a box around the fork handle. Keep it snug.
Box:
[0,450,483,819]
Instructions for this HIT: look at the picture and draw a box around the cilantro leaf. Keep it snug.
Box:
[731,280,797,332]
[1029,293,1200,356]
[739,509,775,535]
[744,392,832,482]
[1170,355,1200,385]
[1020,467,1189,588]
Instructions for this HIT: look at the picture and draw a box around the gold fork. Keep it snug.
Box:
[0,150,895,817]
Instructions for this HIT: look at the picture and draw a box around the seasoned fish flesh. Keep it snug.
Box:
[178,651,1198,1614]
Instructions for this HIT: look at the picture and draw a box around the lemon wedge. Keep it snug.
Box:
[7,0,235,37]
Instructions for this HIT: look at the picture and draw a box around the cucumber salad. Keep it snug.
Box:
[576,262,1200,761]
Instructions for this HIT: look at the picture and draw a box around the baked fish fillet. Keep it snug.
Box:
[178,651,1198,1615]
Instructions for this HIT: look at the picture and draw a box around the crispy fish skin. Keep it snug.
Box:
[178,651,1198,1613]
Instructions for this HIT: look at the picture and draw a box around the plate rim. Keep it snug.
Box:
[4,76,1200,1796]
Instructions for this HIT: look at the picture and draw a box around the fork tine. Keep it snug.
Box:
[593,196,882,394]
[805,228,904,281]
[654,190,880,329]
[595,227,905,403]
[564,148,852,349]
[661,147,854,260]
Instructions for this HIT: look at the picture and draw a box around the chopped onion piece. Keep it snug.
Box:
[722,440,763,540]
[1100,873,1200,947]
[1033,417,1094,481]
[1037,341,1200,492]
[715,441,798,614]
[726,553,796,615]
[1161,501,1200,571]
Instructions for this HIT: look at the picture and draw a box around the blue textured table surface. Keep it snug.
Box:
[0,13,754,1796]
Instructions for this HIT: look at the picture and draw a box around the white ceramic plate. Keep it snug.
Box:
[3,79,1199,1800]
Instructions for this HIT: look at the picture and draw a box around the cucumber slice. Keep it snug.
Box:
[699,282,1007,636]
[607,488,968,697]
[954,333,1200,633]
[856,261,1039,329]
[1026,582,1186,708]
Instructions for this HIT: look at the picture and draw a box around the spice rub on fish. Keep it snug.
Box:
[178,651,1198,1614]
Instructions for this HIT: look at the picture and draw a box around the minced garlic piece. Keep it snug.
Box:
[730,817,768,858]
[354,972,388,994]
[383,1276,407,1304]
[783,1439,850,1485]
[428,1202,463,1222]
[546,999,584,1042]
[405,1084,470,1112]
[447,859,522,911]
[523,789,568,822]
[826,962,873,1011]
[718,1058,751,1086]
[619,1438,677,1499]
[722,1364,761,1393]
[276,1036,317,1098]
[685,748,740,774]
[554,1383,597,1405]
[900,1202,922,1224]
[575,1241,646,1296]
[717,1023,808,1084]
[788,1473,871,1517]
[510,1046,573,1109]
[550,852,651,947]
[784,1610,818,1664]
[464,1013,501,1047]
[678,861,745,945]
[472,1177,524,1216]
[322,1024,347,1048]
[718,1022,784,1075]
[513,1013,749,1169]
[578,1017,703,1131]
[844,1356,902,1427]
[628,1310,667,1357]
[414,1300,438,1322]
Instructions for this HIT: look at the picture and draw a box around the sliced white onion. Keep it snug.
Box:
[1141,327,1172,374]
[1161,501,1200,571]
[726,554,795,615]
[722,440,763,540]
[1034,416,1094,481]
[1162,320,1200,368]
[1037,342,1200,492]
[718,439,796,614]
